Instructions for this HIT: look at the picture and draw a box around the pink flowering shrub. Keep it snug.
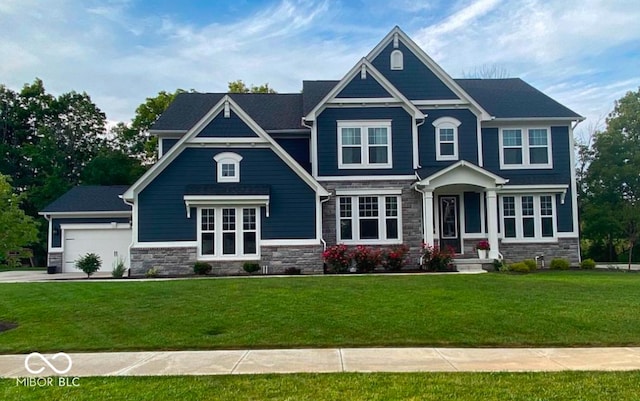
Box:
[382,244,409,271]
[323,244,351,273]
[421,242,455,271]
[351,245,382,273]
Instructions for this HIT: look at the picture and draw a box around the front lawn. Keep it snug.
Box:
[0,272,639,353]
[3,372,640,401]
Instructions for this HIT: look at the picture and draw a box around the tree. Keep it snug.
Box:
[462,64,510,79]
[80,151,146,185]
[228,80,277,93]
[582,88,640,267]
[0,174,38,266]
[111,89,185,164]
[76,252,101,278]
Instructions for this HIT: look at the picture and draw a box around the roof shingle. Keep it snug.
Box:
[41,186,131,213]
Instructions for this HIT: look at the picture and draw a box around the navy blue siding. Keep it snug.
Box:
[161,138,179,156]
[482,125,574,232]
[52,217,130,248]
[371,41,458,100]
[418,109,479,168]
[138,148,316,242]
[316,107,414,176]
[197,110,259,138]
[274,137,311,173]
[464,192,481,233]
[337,75,391,98]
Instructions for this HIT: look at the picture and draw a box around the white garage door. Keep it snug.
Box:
[64,228,132,273]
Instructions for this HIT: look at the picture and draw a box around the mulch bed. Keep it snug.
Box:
[0,321,18,333]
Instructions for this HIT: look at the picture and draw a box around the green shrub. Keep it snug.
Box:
[523,259,537,271]
[111,257,126,278]
[145,267,159,278]
[493,259,508,272]
[284,267,301,275]
[193,261,212,275]
[580,258,596,269]
[508,262,530,273]
[550,258,570,270]
[76,253,101,278]
[243,262,260,274]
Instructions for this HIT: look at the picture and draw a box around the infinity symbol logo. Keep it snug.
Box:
[25,352,73,374]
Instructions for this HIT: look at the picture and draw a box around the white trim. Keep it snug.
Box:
[214,152,243,183]
[499,184,568,203]
[433,117,460,161]
[365,27,491,120]
[310,122,319,177]
[261,239,321,246]
[499,194,557,241]
[196,207,261,260]
[476,118,483,167]
[337,120,393,169]
[150,129,188,136]
[335,188,402,196]
[568,122,581,243]
[557,232,580,238]
[317,175,416,182]
[336,194,403,245]
[39,211,131,217]
[418,160,508,188]
[490,117,585,122]
[183,195,269,218]
[304,58,424,121]
[328,97,398,105]
[60,223,131,231]
[499,127,553,169]
[124,95,329,201]
[412,99,469,107]
[132,241,197,249]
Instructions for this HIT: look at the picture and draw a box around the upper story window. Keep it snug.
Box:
[432,117,460,161]
[337,120,392,169]
[214,152,243,183]
[390,50,404,70]
[499,128,552,169]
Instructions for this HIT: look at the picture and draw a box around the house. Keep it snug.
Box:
[41,27,583,275]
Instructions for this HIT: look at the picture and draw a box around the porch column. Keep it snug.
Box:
[486,188,499,259]
[423,190,435,246]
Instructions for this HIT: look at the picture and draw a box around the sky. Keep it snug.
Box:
[1,0,639,137]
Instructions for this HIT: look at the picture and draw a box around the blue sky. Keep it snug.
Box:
[1,0,639,138]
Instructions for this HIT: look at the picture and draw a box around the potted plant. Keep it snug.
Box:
[475,240,490,259]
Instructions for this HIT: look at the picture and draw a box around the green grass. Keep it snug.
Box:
[1,272,639,353]
[2,372,640,400]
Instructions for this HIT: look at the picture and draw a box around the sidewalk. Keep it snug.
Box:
[3,347,640,377]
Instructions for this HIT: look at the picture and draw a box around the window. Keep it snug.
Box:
[198,207,259,259]
[500,128,552,169]
[432,117,460,161]
[390,50,403,70]
[338,121,392,169]
[337,195,401,243]
[214,152,243,182]
[500,194,556,241]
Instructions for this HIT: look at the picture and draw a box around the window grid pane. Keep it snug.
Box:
[201,209,215,231]
[439,128,454,142]
[503,130,522,146]
[385,197,398,217]
[221,163,235,177]
[521,196,534,216]
[503,197,516,217]
[339,197,352,217]
[528,129,548,146]
[243,208,256,231]
[540,195,553,216]
[368,128,388,144]
[223,209,236,231]
[341,128,361,145]
[359,197,379,217]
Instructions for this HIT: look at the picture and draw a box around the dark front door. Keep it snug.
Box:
[439,195,461,253]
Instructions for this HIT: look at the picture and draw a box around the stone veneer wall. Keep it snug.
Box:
[130,245,324,276]
[498,237,580,265]
[321,180,423,267]
[47,252,63,272]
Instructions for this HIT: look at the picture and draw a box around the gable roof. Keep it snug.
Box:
[125,95,329,201]
[151,93,304,132]
[302,81,338,115]
[455,78,583,120]
[40,186,131,214]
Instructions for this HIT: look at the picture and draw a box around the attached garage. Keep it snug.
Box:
[62,225,131,272]
[40,186,132,273]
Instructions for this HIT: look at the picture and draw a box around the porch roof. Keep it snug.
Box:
[415,161,508,189]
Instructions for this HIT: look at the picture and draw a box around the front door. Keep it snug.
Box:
[439,195,461,253]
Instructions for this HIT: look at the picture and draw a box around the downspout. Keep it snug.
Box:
[120,195,135,275]
[320,193,332,251]
[414,116,426,169]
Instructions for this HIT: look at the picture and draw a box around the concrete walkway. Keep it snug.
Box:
[2,347,640,377]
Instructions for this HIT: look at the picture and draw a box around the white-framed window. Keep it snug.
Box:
[500,194,556,241]
[198,207,259,259]
[337,195,401,243]
[432,117,460,161]
[337,121,392,169]
[214,152,243,183]
[390,50,403,70]
[499,128,552,169]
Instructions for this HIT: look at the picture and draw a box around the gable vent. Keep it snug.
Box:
[391,50,403,70]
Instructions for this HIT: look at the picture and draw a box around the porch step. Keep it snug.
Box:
[453,258,489,274]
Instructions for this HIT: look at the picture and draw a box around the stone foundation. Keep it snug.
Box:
[130,245,324,276]
[47,252,63,272]
[498,237,580,265]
